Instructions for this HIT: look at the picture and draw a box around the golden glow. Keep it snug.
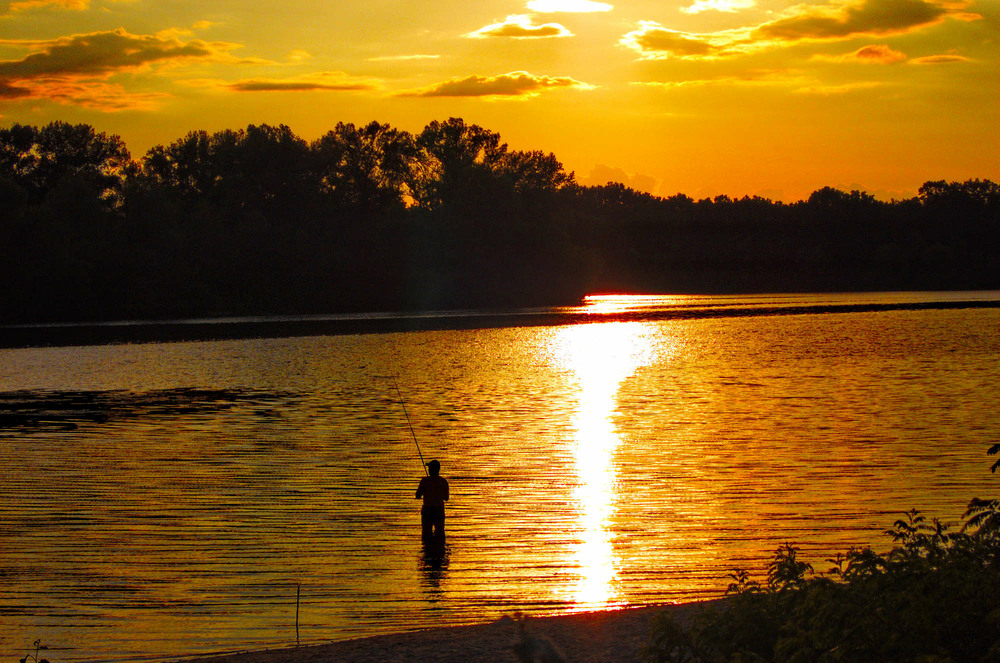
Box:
[581,294,690,315]
[582,294,643,315]
[0,1,995,200]
[550,321,656,608]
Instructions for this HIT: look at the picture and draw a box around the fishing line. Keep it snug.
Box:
[391,375,428,476]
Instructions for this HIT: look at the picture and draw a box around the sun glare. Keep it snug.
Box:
[550,321,657,608]
[581,294,689,316]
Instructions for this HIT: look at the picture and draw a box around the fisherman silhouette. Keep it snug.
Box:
[416,459,449,540]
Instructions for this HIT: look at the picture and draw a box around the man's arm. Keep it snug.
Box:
[443,478,449,502]
[416,477,425,499]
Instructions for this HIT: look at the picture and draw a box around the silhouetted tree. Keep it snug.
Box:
[311,121,417,216]
[2,116,999,325]
[236,124,312,209]
[0,121,130,207]
[413,118,508,210]
[0,124,38,185]
[498,149,574,194]
[919,179,1000,209]
[142,129,234,202]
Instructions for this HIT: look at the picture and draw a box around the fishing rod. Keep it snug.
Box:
[391,375,428,476]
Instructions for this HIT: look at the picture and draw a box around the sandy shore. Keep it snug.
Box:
[181,600,723,663]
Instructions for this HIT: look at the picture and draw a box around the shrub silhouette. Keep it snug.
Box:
[646,507,1000,663]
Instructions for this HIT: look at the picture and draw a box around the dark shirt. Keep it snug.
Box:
[416,475,449,509]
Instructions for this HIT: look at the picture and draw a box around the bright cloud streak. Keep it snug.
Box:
[467,15,572,39]
[526,0,612,12]
[681,0,755,14]
[620,22,747,59]
[910,53,971,64]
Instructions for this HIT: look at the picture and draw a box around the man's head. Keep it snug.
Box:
[426,459,441,476]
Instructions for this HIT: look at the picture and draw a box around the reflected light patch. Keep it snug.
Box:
[582,294,688,315]
[551,321,657,608]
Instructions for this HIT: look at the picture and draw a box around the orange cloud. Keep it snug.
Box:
[468,14,572,38]
[18,79,165,109]
[0,79,31,99]
[401,71,594,98]
[0,76,165,110]
[815,44,909,63]
[225,72,379,92]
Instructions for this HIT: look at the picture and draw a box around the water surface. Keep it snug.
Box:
[2,293,999,662]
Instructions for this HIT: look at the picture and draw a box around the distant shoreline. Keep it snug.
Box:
[2,297,999,349]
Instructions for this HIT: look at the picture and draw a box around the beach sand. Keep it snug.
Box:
[182,600,721,663]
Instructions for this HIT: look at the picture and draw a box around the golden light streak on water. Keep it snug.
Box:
[2,296,999,663]
[550,322,658,609]
[580,294,685,315]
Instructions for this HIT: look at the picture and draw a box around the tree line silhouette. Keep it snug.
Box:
[1,119,998,324]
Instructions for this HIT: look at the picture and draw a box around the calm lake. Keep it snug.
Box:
[2,292,999,662]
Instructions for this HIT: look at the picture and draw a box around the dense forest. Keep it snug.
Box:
[1,119,998,324]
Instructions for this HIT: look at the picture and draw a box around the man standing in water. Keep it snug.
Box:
[416,460,449,540]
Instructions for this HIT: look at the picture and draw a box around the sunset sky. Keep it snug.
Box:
[1,0,997,201]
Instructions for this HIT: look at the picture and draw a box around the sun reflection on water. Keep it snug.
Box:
[550,321,658,609]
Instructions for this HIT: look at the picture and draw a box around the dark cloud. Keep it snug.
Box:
[756,0,952,41]
[0,28,247,110]
[226,77,377,92]
[0,28,246,79]
[402,71,592,97]
[0,78,32,98]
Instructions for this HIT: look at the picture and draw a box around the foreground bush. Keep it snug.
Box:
[647,504,1000,663]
